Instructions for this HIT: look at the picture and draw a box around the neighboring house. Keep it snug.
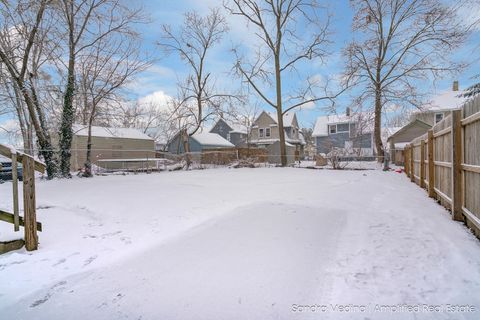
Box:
[167,131,234,154]
[410,81,466,126]
[250,111,305,158]
[209,118,248,147]
[387,82,466,165]
[70,124,155,171]
[312,109,375,156]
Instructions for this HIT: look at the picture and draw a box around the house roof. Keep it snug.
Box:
[421,90,467,112]
[312,112,374,137]
[254,111,297,127]
[191,132,235,148]
[73,124,154,141]
[210,118,248,134]
[386,119,431,141]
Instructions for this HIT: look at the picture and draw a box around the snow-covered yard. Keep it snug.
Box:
[1,167,480,320]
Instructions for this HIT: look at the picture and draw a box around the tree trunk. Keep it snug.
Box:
[274,12,287,167]
[18,83,57,178]
[374,85,384,162]
[182,129,191,169]
[274,56,287,167]
[83,116,94,177]
[59,47,76,178]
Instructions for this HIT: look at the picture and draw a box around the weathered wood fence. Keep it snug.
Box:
[0,144,44,251]
[404,95,480,237]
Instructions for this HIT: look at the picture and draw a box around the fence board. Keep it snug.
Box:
[404,95,480,237]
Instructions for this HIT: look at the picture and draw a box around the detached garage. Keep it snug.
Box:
[70,125,155,171]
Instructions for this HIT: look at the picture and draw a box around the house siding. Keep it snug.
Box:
[210,120,232,140]
[315,132,372,154]
[71,135,155,171]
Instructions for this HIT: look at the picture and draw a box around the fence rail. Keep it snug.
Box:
[404,94,480,237]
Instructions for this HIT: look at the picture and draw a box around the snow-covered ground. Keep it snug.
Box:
[1,167,480,320]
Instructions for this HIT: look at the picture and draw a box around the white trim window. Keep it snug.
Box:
[259,128,264,138]
[435,112,444,123]
[329,125,337,134]
[265,128,271,137]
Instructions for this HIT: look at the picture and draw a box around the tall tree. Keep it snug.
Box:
[158,7,232,158]
[345,0,471,160]
[0,0,58,177]
[77,33,150,177]
[58,0,145,177]
[225,0,344,166]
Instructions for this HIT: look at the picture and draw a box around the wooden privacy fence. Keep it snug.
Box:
[404,95,480,237]
[0,144,44,251]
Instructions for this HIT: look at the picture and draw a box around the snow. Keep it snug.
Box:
[191,132,235,147]
[312,112,374,137]
[1,168,480,319]
[423,90,467,111]
[72,124,154,141]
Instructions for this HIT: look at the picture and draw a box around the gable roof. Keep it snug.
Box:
[254,111,298,127]
[191,132,235,148]
[386,119,431,141]
[210,118,248,135]
[421,90,467,112]
[312,112,374,137]
[73,124,154,140]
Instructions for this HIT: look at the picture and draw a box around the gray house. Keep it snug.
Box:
[167,131,234,154]
[250,111,305,158]
[313,109,374,156]
[209,118,248,147]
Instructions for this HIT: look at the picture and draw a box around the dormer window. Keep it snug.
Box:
[329,125,337,134]
[435,113,444,123]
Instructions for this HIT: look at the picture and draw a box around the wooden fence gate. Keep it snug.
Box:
[0,144,44,251]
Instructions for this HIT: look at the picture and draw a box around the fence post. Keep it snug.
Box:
[427,130,435,198]
[22,155,38,251]
[451,110,464,221]
[12,152,19,231]
[404,146,409,176]
[420,140,425,189]
[410,145,414,183]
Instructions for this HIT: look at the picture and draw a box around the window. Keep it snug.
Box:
[259,128,264,138]
[227,133,231,141]
[435,113,444,123]
[337,123,349,133]
[329,125,337,134]
[265,128,271,137]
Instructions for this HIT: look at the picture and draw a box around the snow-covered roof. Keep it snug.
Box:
[210,118,248,134]
[191,132,235,148]
[312,112,374,137]
[422,90,467,112]
[73,124,154,141]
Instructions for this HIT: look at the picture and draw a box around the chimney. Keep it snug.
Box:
[346,107,351,117]
[453,81,459,92]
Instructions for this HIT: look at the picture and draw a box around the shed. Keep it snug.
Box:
[70,125,155,171]
[167,132,234,154]
[386,120,431,165]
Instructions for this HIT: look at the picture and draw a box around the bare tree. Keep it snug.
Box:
[345,0,471,161]
[76,32,150,177]
[58,0,146,177]
[158,8,232,156]
[224,0,347,166]
[0,0,59,178]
